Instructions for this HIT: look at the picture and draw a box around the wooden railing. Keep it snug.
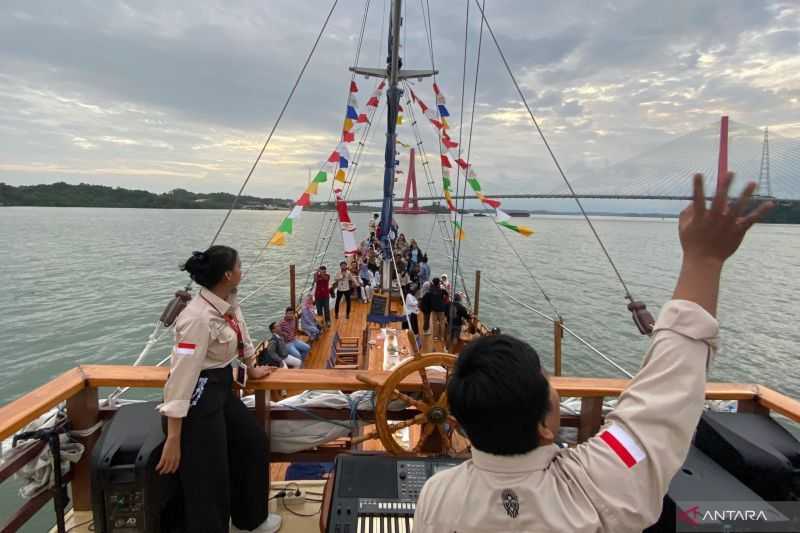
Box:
[1,365,799,532]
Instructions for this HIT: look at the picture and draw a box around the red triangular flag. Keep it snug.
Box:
[295,192,311,207]
[440,154,452,168]
[350,80,359,93]
[357,113,368,124]
[482,197,501,208]
[431,119,443,129]
[378,81,385,89]
[367,96,379,107]
[456,158,469,170]
[328,150,340,163]
[442,135,458,149]
[433,83,441,95]
[342,130,355,142]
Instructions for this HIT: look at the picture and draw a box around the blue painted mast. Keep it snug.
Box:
[350,0,436,288]
[378,0,403,267]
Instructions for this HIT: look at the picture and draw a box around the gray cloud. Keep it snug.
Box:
[0,0,798,200]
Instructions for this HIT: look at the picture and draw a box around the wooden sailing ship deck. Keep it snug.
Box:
[1,281,799,532]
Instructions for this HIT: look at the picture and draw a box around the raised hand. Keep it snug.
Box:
[679,172,773,265]
[673,172,773,316]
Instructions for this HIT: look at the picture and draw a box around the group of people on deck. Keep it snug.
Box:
[296,213,475,350]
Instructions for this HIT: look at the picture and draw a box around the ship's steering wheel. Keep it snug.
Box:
[354,352,470,457]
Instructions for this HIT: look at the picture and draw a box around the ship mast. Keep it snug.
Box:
[350,0,436,288]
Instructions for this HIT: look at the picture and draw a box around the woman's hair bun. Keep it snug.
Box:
[181,245,238,288]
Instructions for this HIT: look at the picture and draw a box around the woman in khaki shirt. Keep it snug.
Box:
[155,246,281,533]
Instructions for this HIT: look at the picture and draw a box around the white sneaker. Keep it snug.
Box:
[231,513,282,533]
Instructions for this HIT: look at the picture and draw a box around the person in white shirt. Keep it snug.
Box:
[414,173,773,532]
[402,286,420,335]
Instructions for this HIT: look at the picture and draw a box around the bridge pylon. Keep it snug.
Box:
[757,127,773,197]
[395,148,427,214]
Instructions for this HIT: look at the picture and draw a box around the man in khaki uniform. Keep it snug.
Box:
[414,174,772,532]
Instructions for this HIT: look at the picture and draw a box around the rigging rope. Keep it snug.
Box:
[208,0,340,249]
[481,275,634,378]
[303,0,373,290]
[453,2,562,320]
[471,0,636,303]
[400,80,473,308]
[303,97,386,293]
[448,0,471,301]
[388,238,421,349]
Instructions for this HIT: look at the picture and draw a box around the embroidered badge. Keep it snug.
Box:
[175,342,196,357]
[190,377,208,406]
[599,424,646,468]
[501,489,519,519]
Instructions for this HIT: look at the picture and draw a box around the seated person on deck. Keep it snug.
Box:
[277,306,311,361]
[258,322,302,368]
[413,173,772,532]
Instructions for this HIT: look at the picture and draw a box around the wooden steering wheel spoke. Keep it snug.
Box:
[390,389,431,412]
[411,423,437,453]
[385,412,427,434]
[363,352,461,456]
[351,429,381,445]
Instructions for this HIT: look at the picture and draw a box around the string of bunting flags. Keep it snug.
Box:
[269,80,386,247]
[408,83,534,238]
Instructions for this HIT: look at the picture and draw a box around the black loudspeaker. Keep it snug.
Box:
[91,402,180,533]
[645,446,782,532]
[695,411,800,501]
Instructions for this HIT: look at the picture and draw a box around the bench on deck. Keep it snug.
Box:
[326,332,363,369]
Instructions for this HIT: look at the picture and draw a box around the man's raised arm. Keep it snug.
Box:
[565,173,773,531]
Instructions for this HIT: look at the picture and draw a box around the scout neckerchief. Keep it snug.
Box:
[201,294,247,386]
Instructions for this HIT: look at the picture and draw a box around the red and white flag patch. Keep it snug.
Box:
[599,424,646,468]
[175,342,197,357]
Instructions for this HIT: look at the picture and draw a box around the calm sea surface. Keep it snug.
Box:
[1,206,798,529]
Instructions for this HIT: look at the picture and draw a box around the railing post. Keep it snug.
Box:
[289,264,297,315]
[736,399,769,415]
[553,320,563,376]
[473,270,481,318]
[577,397,604,443]
[65,386,99,512]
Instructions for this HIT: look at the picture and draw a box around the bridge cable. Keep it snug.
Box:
[472,0,636,302]
[207,0,339,249]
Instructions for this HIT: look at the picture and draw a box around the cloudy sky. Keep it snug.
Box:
[0,0,798,203]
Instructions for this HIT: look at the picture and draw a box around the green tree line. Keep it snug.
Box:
[0,182,293,210]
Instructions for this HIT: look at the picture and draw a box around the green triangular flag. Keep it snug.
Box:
[277,217,293,234]
[442,176,452,190]
[467,178,482,191]
[313,171,327,183]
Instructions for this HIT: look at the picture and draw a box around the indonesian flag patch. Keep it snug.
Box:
[599,424,646,468]
[175,342,197,357]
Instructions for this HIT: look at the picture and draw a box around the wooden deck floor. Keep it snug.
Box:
[271,293,447,481]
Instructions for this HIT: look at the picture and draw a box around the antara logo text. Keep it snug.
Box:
[678,505,769,525]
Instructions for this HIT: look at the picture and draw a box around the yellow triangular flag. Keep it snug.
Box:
[342,118,353,131]
[396,114,404,125]
[335,169,347,183]
[269,232,286,246]
[306,181,319,195]
[517,225,534,237]
[441,118,449,129]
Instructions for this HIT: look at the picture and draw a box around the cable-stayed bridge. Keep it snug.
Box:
[348,117,800,206]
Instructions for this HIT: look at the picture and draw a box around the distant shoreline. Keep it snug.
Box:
[2,181,795,222]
